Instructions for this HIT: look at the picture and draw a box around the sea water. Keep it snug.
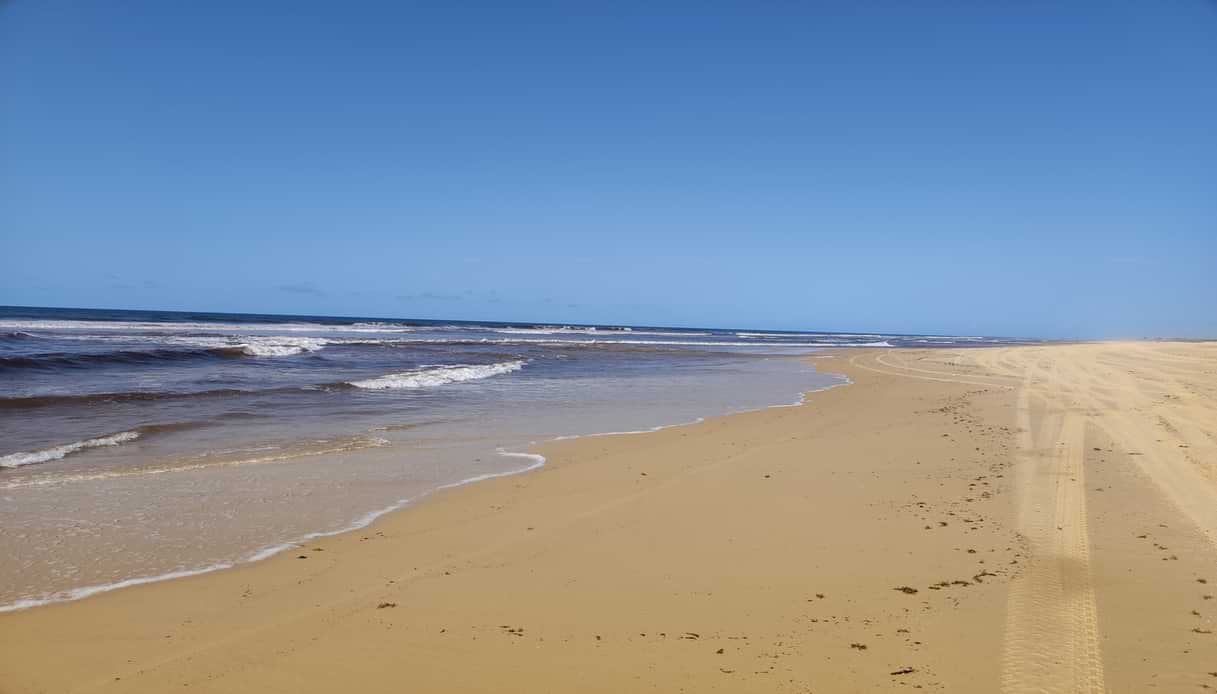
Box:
[0,306,1017,610]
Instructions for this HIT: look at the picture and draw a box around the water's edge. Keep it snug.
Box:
[0,365,852,614]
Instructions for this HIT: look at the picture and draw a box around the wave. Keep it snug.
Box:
[0,337,328,371]
[0,360,530,409]
[491,327,602,335]
[0,430,141,469]
[348,360,525,390]
[2,436,391,489]
[349,322,419,332]
[0,330,36,341]
[907,336,988,343]
[5,329,886,358]
[0,388,253,410]
[489,326,710,337]
[4,319,883,344]
[0,319,420,336]
[237,337,326,357]
[157,335,326,357]
[334,335,886,349]
[0,346,243,371]
[0,359,526,408]
[0,319,344,333]
[0,420,215,470]
[332,337,890,348]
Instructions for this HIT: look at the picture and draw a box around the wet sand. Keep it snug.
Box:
[2,343,1216,692]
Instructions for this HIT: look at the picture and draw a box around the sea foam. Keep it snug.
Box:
[348,360,525,390]
[0,431,141,469]
[238,337,327,357]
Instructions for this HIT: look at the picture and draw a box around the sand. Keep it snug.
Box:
[2,343,1215,693]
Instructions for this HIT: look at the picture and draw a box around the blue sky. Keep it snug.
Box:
[2,1,1215,338]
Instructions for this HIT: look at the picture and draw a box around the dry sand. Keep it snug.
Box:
[2,343,1216,693]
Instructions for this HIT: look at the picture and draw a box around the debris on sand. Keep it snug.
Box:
[377,602,397,609]
[890,667,916,675]
[894,586,918,595]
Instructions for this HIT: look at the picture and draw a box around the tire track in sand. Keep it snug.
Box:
[1000,363,1105,694]
[847,351,1015,390]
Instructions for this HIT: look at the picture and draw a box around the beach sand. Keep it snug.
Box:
[2,343,1216,693]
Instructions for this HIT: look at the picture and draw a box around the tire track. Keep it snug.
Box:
[1000,363,1105,694]
[847,350,1015,389]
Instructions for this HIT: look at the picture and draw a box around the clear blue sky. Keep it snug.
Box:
[3,1,1215,338]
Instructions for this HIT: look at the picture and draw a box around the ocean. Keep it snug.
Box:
[0,306,1016,611]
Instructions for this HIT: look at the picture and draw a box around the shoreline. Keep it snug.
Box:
[4,344,1215,692]
[0,355,845,614]
[0,450,550,616]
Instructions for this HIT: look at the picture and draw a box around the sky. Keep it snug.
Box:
[2,1,1215,338]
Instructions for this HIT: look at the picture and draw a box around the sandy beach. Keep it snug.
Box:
[2,343,1216,693]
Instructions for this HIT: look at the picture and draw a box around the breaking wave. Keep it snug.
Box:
[0,431,141,469]
[348,360,526,390]
[236,337,326,357]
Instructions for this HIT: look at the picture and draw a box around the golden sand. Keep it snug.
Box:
[2,343,1215,693]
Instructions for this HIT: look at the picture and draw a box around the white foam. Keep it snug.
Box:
[491,326,598,335]
[491,327,710,337]
[737,332,884,339]
[910,336,988,343]
[0,431,141,469]
[168,335,328,356]
[6,318,894,352]
[0,319,337,333]
[348,360,525,390]
[1,437,390,490]
[238,337,327,357]
[352,338,891,348]
[350,322,417,332]
[39,333,331,357]
[0,562,237,614]
[0,319,420,338]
